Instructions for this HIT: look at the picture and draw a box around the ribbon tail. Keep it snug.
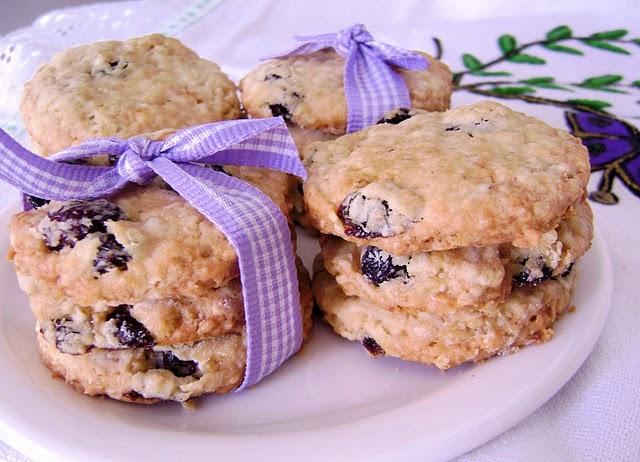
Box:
[149,158,303,391]
[344,47,412,132]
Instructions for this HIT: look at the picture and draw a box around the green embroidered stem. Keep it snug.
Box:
[456,84,614,115]
[452,35,636,86]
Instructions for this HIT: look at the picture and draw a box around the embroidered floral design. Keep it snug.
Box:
[445,25,640,204]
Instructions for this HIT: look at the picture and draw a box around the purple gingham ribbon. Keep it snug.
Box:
[0,117,306,392]
[271,23,429,132]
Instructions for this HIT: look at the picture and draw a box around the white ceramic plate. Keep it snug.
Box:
[0,201,612,462]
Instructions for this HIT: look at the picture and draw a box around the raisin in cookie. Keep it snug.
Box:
[320,236,507,313]
[36,261,313,403]
[21,34,241,155]
[314,265,576,370]
[239,49,452,135]
[9,179,292,307]
[320,199,592,312]
[303,101,590,254]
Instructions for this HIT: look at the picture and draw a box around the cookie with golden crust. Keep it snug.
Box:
[321,237,507,313]
[34,257,313,353]
[239,49,452,135]
[314,265,576,370]
[319,199,592,312]
[9,178,292,307]
[21,34,241,155]
[303,101,590,254]
[36,261,314,403]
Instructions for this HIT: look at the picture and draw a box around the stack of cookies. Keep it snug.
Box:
[238,48,454,224]
[304,102,593,369]
[9,34,311,403]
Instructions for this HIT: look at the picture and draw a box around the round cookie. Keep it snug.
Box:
[503,199,593,285]
[38,332,247,403]
[21,33,241,155]
[10,179,292,307]
[320,199,592,312]
[303,101,590,254]
[239,49,452,135]
[321,237,507,313]
[314,265,576,371]
[36,260,314,403]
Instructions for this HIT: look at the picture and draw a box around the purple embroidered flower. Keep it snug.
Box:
[565,110,640,205]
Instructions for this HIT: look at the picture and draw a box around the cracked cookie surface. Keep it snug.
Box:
[320,200,592,312]
[314,265,576,370]
[21,34,241,155]
[239,49,452,135]
[303,102,590,254]
[9,177,292,306]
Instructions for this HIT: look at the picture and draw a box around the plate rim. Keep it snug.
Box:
[0,201,613,462]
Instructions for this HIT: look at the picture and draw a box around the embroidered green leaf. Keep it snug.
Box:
[580,40,630,54]
[632,80,640,88]
[519,77,570,91]
[566,98,612,110]
[508,54,546,64]
[633,39,640,47]
[573,85,628,94]
[498,34,517,53]
[520,77,555,84]
[490,86,536,95]
[580,74,624,87]
[462,53,482,70]
[546,25,572,41]
[543,43,583,55]
[471,70,513,77]
[589,29,628,40]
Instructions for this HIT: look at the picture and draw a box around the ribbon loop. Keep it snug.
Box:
[0,117,305,391]
[270,23,430,132]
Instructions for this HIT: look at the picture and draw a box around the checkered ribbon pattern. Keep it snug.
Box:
[0,117,306,391]
[271,23,429,132]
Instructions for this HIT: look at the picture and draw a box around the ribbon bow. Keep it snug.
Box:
[271,23,429,132]
[0,117,306,391]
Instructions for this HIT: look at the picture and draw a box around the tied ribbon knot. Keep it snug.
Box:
[0,117,306,391]
[271,23,429,132]
[117,137,165,184]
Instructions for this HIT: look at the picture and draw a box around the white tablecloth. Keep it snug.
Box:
[0,1,638,460]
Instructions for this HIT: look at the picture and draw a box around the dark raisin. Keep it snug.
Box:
[157,351,198,377]
[377,108,413,125]
[264,73,282,81]
[93,234,131,274]
[42,200,125,251]
[53,318,87,354]
[513,264,554,287]
[337,193,390,238]
[559,263,574,278]
[362,337,385,356]
[106,305,154,348]
[269,103,292,121]
[444,125,461,132]
[208,164,231,176]
[97,60,129,76]
[361,246,410,286]
[122,390,144,401]
[25,195,50,210]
